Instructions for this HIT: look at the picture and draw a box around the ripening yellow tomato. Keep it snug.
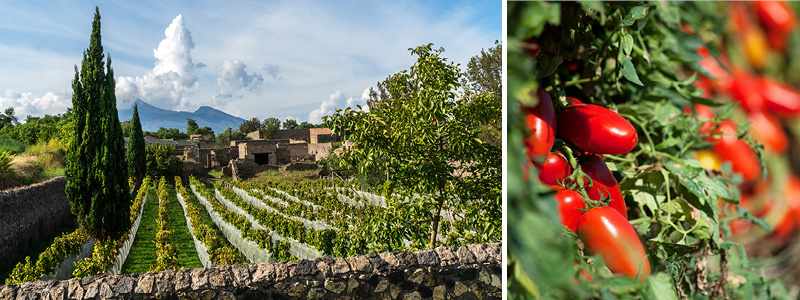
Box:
[695,150,722,171]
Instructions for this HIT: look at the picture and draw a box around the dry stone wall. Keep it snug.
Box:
[0,177,73,268]
[0,243,501,300]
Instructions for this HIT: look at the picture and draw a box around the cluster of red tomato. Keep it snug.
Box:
[688,1,800,240]
[524,88,650,281]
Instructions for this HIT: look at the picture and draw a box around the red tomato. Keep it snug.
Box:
[567,97,583,105]
[760,77,800,118]
[567,61,579,72]
[523,88,556,160]
[695,77,715,98]
[755,1,797,34]
[577,155,627,219]
[748,110,788,153]
[523,38,541,58]
[730,70,765,112]
[767,29,789,53]
[696,47,734,94]
[557,104,638,155]
[538,152,572,186]
[710,121,762,182]
[576,206,650,280]
[688,104,716,136]
[554,189,586,232]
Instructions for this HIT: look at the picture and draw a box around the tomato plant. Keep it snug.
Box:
[509,2,795,299]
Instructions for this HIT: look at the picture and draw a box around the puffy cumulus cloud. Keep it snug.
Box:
[308,88,371,124]
[0,89,72,118]
[116,14,203,110]
[212,59,263,106]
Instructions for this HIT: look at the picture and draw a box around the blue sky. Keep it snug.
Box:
[0,0,501,123]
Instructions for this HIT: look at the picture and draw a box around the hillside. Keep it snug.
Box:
[117,99,244,133]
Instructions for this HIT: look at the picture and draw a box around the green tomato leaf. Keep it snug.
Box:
[644,273,679,300]
[622,33,634,56]
[621,58,645,86]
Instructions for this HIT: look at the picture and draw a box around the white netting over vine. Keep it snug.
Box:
[190,184,274,264]
[215,190,323,260]
[229,186,335,231]
[106,194,148,275]
[39,239,94,281]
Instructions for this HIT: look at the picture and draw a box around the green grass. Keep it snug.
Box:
[208,169,222,178]
[120,188,159,274]
[121,186,202,274]
[0,136,26,154]
[163,184,203,269]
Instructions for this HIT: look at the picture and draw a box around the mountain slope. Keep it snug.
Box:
[118,99,244,133]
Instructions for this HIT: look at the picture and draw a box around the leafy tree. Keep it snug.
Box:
[65,7,130,242]
[187,119,214,138]
[120,119,132,137]
[156,127,187,140]
[127,104,146,186]
[326,44,501,248]
[260,117,281,139]
[0,108,18,129]
[297,121,317,129]
[145,144,182,178]
[463,41,502,148]
[215,127,249,147]
[282,118,298,129]
[239,117,261,134]
[462,40,502,100]
[186,118,199,135]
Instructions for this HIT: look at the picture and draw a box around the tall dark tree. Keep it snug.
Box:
[65,7,130,242]
[127,104,146,186]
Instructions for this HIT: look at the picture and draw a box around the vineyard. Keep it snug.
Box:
[4,174,492,284]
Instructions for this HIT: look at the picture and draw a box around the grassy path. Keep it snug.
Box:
[121,185,202,274]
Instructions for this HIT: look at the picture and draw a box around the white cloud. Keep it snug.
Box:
[262,64,282,81]
[115,14,203,111]
[308,88,371,124]
[0,89,72,118]
[212,59,263,106]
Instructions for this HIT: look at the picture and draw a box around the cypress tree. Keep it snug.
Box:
[66,7,130,242]
[127,104,146,186]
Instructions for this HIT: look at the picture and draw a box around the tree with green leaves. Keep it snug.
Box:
[260,117,281,139]
[239,117,261,134]
[65,7,130,242]
[463,41,502,148]
[282,118,298,129]
[326,43,501,248]
[127,104,146,186]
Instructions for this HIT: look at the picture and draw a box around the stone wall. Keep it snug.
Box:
[279,142,309,162]
[0,177,74,269]
[308,143,333,161]
[0,243,501,299]
[228,159,280,181]
[211,147,238,167]
[274,129,312,143]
